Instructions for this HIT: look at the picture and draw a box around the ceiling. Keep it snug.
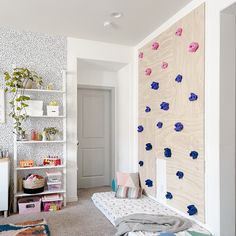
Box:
[0,0,191,46]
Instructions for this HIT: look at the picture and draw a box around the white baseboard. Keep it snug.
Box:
[67,195,78,202]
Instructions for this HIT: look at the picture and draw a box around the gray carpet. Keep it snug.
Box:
[0,187,116,236]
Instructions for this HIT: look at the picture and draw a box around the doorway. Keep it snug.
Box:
[77,87,112,188]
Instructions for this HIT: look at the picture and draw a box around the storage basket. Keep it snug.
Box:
[18,197,41,215]
[23,175,45,194]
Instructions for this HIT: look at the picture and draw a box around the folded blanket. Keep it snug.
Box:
[114,214,192,236]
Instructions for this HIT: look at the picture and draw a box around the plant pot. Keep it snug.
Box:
[49,134,56,141]
[22,79,33,89]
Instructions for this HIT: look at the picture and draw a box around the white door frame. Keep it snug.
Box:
[77,85,116,187]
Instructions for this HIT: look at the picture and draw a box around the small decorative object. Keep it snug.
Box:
[164,148,172,158]
[145,106,151,113]
[42,131,47,141]
[145,179,153,187]
[175,74,183,83]
[187,205,198,216]
[112,178,118,192]
[174,122,184,132]
[151,82,159,90]
[25,100,43,116]
[160,102,169,111]
[31,129,37,141]
[176,171,184,179]
[165,192,173,200]
[47,101,59,116]
[175,27,183,36]
[190,151,198,159]
[188,42,199,52]
[43,156,62,166]
[46,83,54,90]
[4,68,42,136]
[139,52,144,59]
[137,125,144,133]
[20,160,34,168]
[152,41,159,50]
[43,127,59,141]
[145,68,152,76]
[145,143,152,151]
[161,62,168,69]
[189,93,198,101]
[156,122,163,129]
[139,160,144,167]
[23,174,45,194]
[0,89,5,123]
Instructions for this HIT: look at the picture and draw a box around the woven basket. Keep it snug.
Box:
[23,178,45,189]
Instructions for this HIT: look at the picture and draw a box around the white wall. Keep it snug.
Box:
[67,38,134,199]
[220,10,236,236]
[133,0,236,235]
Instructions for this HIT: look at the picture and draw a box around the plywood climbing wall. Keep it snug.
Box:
[138,4,205,222]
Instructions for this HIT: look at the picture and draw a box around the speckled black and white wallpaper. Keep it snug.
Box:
[0,27,67,169]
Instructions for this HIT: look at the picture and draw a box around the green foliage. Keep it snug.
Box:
[44,127,59,135]
[4,67,43,137]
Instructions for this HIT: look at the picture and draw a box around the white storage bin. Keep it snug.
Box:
[46,171,62,183]
[47,106,59,116]
[47,181,62,191]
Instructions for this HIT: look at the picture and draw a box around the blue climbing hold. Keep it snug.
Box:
[160,102,169,111]
[174,122,184,132]
[139,160,144,167]
[175,74,183,83]
[145,143,152,151]
[189,93,198,101]
[156,122,163,129]
[145,106,151,112]
[165,192,173,200]
[176,171,184,179]
[145,179,153,187]
[137,125,144,133]
[151,82,159,90]
[187,205,198,216]
[190,151,198,159]
[164,148,172,158]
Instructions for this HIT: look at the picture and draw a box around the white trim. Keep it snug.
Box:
[0,89,5,123]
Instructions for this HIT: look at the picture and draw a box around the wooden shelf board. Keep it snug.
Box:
[16,140,65,144]
[16,165,65,170]
[15,189,66,197]
[19,88,65,94]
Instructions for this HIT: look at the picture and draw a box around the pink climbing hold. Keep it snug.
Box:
[139,52,144,59]
[188,42,199,52]
[152,42,159,50]
[145,68,152,76]
[161,62,168,69]
[175,27,183,36]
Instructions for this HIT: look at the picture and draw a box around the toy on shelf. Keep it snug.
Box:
[43,156,62,166]
[20,160,34,168]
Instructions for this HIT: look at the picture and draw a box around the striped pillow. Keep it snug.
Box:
[115,186,142,199]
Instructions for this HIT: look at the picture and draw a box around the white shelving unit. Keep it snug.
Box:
[13,70,67,213]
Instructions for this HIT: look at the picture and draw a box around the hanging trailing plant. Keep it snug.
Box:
[4,67,43,138]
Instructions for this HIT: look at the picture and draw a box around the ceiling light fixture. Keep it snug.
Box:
[103,21,112,27]
[111,12,123,19]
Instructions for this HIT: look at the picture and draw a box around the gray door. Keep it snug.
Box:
[77,88,111,188]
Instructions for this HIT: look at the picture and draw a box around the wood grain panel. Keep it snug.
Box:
[138,4,205,222]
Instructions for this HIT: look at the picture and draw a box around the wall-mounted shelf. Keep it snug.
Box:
[16,165,65,171]
[16,189,66,197]
[29,115,66,118]
[16,140,65,144]
[13,70,67,213]
[18,88,65,94]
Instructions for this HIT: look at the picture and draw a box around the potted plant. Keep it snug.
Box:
[4,67,43,139]
[43,127,59,141]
